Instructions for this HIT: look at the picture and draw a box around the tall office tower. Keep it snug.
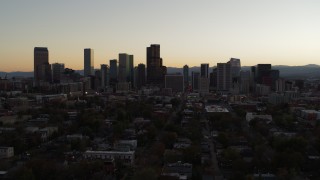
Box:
[183,65,189,87]
[228,58,241,78]
[270,69,280,90]
[101,64,109,89]
[52,63,65,83]
[118,53,129,82]
[256,64,271,84]
[34,47,51,86]
[217,62,232,91]
[240,71,251,94]
[210,67,217,89]
[200,63,209,78]
[165,75,184,93]
[146,44,165,86]
[84,48,94,77]
[250,66,256,92]
[109,59,118,85]
[136,63,146,89]
[275,78,285,92]
[128,55,134,85]
[192,72,200,91]
[199,77,210,94]
[94,70,101,90]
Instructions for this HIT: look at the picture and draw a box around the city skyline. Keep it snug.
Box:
[1,0,320,71]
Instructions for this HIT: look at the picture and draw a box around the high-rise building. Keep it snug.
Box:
[118,53,134,85]
[128,55,134,85]
[199,77,210,94]
[84,48,94,77]
[256,64,271,84]
[217,62,231,91]
[118,53,129,83]
[240,71,250,94]
[109,59,118,85]
[275,78,285,93]
[101,64,109,89]
[183,65,189,87]
[228,58,241,78]
[270,69,280,90]
[200,63,209,78]
[52,63,65,83]
[210,67,217,89]
[165,75,184,93]
[192,72,200,91]
[136,63,146,89]
[94,70,101,90]
[146,44,166,86]
[34,47,51,86]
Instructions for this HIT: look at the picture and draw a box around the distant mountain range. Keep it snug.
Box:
[1,64,320,79]
[167,64,320,79]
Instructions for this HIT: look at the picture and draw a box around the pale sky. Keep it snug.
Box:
[1,0,320,72]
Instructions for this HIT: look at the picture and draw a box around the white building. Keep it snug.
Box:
[300,110,320,121]
[246,112,272,123]
[162,162,193,179]
[0,147,14,159]
[205,105,229,113]
[83,150,135,165]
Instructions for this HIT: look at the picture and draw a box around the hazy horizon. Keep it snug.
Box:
[1,0,320,71]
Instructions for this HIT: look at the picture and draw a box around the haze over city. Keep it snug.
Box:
[1,0,320,72]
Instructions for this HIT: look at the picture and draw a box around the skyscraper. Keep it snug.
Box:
[192,72,200,91]
[240,71,251,94]
[118,53,129,82]
[136,63,146,89]
[210,67,217,89]
[109,59,118,85]
[52,63,65,83]
[165,75,184,93]
[128,55,134,85]
[183,65,189,87]
[146,44,166,86]
[199,77,210,94]
[34,47,51,86]
[256,64,271,84]
[228,58,241,78]
[217,62,232,91]
[200,63,209,78]
[84,48,94,77]
[101,64,109,89]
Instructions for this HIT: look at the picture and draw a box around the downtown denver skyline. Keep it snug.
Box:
[1,0,320,72]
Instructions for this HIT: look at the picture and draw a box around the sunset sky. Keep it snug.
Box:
[1,0,320,72]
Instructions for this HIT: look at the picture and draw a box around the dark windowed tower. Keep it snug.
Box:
[109,59,118,86]
[200,63,209,78]
[146,44,166,86]
[136,63,146,89]
[34,47,51,86]
[84,48,94,77]
[183,65,189,87]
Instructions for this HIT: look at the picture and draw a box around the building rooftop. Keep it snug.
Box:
[205,105,229,113]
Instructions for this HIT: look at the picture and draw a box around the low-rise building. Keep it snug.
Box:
[205,105,229,113]
[300,110,320,121]
[246,112,272,123]
[115,140,138,151]
[162,161,193,179]
[0,147,14,159]
[83,150,135,165]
